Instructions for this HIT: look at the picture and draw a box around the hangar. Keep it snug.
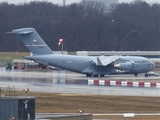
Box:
[76,51,160,58]
[77,51,160,68]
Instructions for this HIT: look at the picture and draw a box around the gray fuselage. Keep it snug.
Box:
[25,54,155,76]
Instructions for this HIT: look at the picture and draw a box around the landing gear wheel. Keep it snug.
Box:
[134,74,138,77]
[100,75,104,77]
[86,74,92,77]
[93,75,98,77]
[145,74,148,77]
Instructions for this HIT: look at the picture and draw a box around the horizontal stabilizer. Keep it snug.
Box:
[24,56,49,65]
[19,31,33,35]
[34,61,49,65]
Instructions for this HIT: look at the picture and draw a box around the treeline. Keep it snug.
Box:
[0,1,160,52]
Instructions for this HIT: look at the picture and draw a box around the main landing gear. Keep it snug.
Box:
[86,74,92,77]
[134,73,138,77]
[86,74,105,77]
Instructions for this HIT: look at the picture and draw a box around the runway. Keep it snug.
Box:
[0,68,160,97]
[35,113,160,120]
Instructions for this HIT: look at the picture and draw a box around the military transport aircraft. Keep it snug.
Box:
[9,28,155,77]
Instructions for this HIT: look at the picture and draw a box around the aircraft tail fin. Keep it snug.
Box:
[11,28,53,55]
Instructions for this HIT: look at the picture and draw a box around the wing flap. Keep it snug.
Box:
[92,55,119,66]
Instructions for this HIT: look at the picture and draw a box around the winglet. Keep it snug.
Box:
[97,57,103,66]
[11,28,33,34]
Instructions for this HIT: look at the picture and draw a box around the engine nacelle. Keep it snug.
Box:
[114,62,132,70]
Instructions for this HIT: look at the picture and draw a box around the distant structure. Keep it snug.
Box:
[0,86,35,120]
[82,0,118,7]
[63,0,66,6]
[134,0,142,2]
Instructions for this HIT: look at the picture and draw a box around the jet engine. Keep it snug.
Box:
[114,62,133,70]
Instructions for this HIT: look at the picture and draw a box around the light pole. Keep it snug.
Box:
[58,39,64,54]
[23,88,29,98]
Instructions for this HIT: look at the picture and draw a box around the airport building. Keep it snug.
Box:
[0,87,35,120]
[13,59,41,70]
[76,51,160,58]
[77,51,160,68]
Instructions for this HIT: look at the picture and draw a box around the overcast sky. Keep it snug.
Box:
[0,0,159,5]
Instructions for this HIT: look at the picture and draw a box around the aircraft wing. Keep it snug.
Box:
[91,55,120,66]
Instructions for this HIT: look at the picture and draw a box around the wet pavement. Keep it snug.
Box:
[0,68,159,96]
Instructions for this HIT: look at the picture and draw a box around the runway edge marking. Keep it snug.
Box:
[88,80,160,88]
